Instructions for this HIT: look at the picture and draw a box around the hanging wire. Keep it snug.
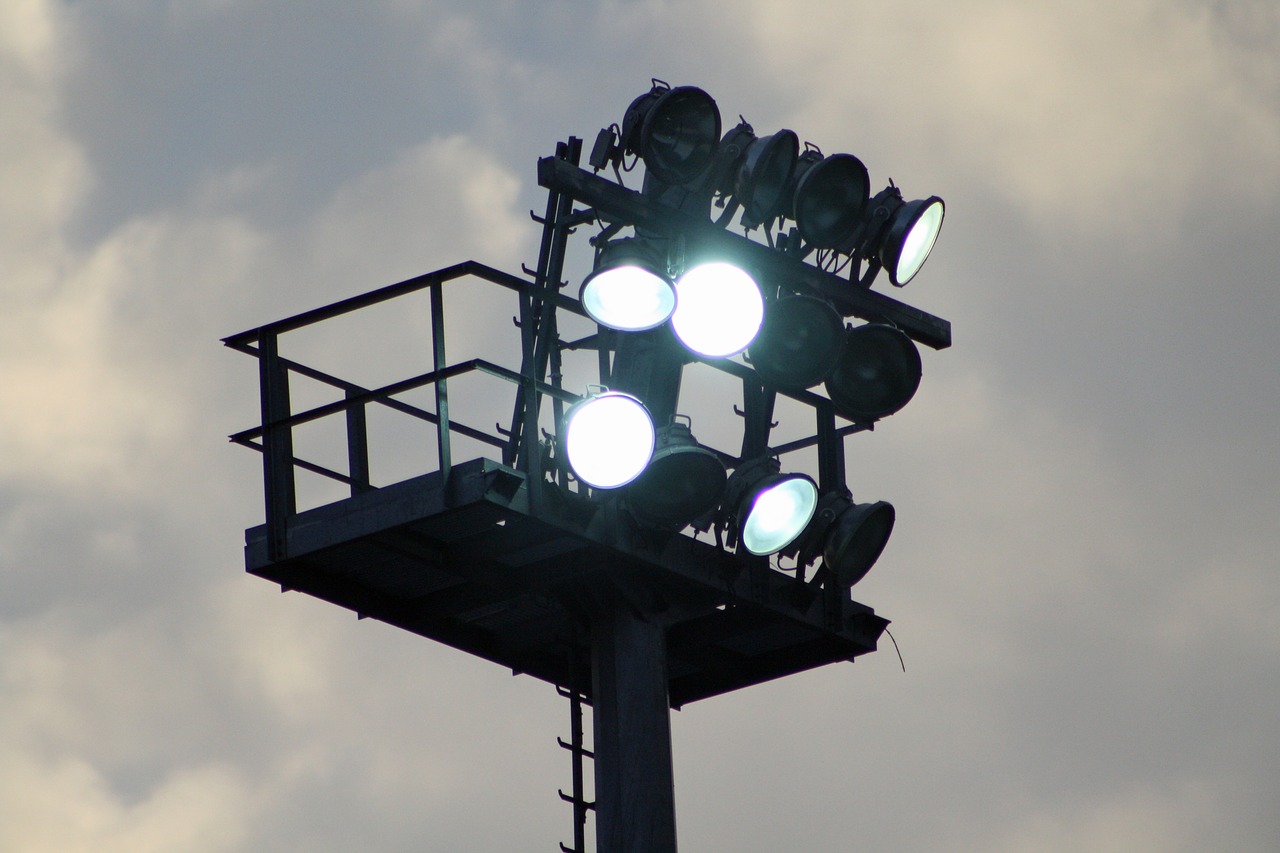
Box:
[885,627,906,672]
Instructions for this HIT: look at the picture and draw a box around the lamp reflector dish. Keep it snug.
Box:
[793,153,870,249]
[580,263,676,332]
[824,324,922,422]
[735,130,799,225]
[672,262,764,357]
[748,295,844,390]
[639,86,721,186]
[741,475,819,556]
[564,393,655,489]
[627,423,727,526]
[824,500,895,588]
[885,196,944,286]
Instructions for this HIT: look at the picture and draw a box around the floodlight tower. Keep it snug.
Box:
[227,80,950,852]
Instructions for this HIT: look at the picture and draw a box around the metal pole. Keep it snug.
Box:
[591,599,678,853]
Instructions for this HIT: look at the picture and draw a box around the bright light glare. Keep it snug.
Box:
[581,265,676,331]
[741,477,818,555]
[894,200,944,285]
[564,393,655,489]
[671,262,764,357]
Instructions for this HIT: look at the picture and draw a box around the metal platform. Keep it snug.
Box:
[244,457,887,708]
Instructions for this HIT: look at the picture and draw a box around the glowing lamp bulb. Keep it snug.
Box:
[887,197,944,286]
[580,264,677,331]
[564,392,655,489]
[671,262,764,357]
[741,476,818,556]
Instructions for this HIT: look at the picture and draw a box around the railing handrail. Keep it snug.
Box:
[222,260,541,351]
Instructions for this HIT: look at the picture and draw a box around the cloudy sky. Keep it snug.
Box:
[3,1,1278,850]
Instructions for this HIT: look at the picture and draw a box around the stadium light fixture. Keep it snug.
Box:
[790,150,871,249]
[580,239,677,332]
[724,457,819,556]
[882,195,945,286]
[626,416,727,527]
[671,261,764,358]
[718,122,800,228]
[824,323,922,423]
[620,83,722,187]
[564,390,656,489]
[747,294,845,391]
[791,491,895,588]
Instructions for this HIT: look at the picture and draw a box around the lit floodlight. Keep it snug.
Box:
[824,324,922,422]
[671,262,764,357]
[791,152,871,249]
[580,241,676,331]
[747,295,844,391]
[791,491,895,588]
[883,196,945,286]
[626,417,727,527]
[621,84,721,186]
[741,476,819,556]
[724,126,799,227]
[724,458,819,556]
[564,391,655,489]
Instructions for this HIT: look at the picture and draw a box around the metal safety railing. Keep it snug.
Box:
[223,260,586,561]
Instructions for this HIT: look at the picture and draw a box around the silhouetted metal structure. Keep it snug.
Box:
[227,135,949,851]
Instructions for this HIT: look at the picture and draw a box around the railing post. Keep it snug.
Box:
[258,331,296,561]
[430,280,452,496]
[345,388,373,495]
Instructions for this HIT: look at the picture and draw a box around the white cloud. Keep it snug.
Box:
[737,0,1280,235]
[0,0,87,290]
[309,134,528,286]
[0,754,254,853]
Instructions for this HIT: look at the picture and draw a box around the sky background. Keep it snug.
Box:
[2,1,1278,850]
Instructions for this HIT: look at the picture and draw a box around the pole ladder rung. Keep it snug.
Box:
[557,678,594,853]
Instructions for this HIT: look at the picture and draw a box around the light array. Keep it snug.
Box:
[563,80,946,588]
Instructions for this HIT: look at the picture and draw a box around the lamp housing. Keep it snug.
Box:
[790,151,871,249]
[579,239,676,332]
[723,457,819,556]
[620,83,721,187]
[824,324,922,423]
[748,294,844,391]
[790,491,895,588]
[717,122,799,228]
[563,390,656,490]
[842,187,945,287]
[626,417,727,528]
[671,259,764,358]
[882,195,945,286]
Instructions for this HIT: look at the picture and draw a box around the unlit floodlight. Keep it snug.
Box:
[721,123,800,227]
[791,151,870,249]
[824,324,922,422]
[622,84,722,186]
[748,295,844,391]
[792,491,895,588]
[626,417,727,527]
